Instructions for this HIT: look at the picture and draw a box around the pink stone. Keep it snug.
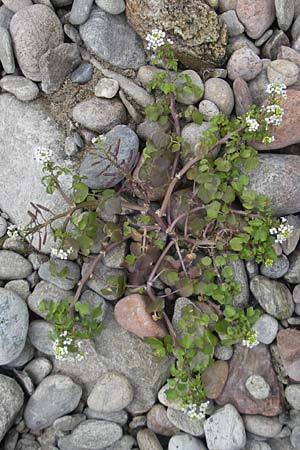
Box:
[233,77,253,115]
[236,0,275,40]
[147,404,179,436]
[114,294,167,338]
[277,329,300,381]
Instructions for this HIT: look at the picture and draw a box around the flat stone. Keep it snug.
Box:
[24,357,53,385]
[95,0,125,14]
[202,360,229,399]
[291,426,300,450]
[233,77,253,115]
[250,276,294,320]
[167,408,205,437]
[53,414,86,432]
[40,43,81,94]
[84,408,128,426]
[248,68,269,105]
[216,344,283,416]
[80,7,145,70]
[181,122,219,161]
[236,0,275,39]
[253,314,278,345]
[79,124,138,189]
[114,294,167,338]
[73,98,126,133]
[28,320,56,356]
[10,4,64,81]
[261,30,290,60]
[0,5,14,29]
[70,63,93,84]
[38,260,80,290]
[0,250,32,280]
[107,435,136,450]
[95,78,119,99]
[255,30,274,47]
[0,217,7,238]
[204,77,234,115]
[285,385,300,410]
[229,259,249,308]
[0,75,39,101]
[275,0,294,31]
[284,248,300,283]
[58,419,122,450]
[227,47,263,81]
[243,415,282,438]
[204,404,246,450]
[277,46,300,67]
[0,375,24,442]
[168,435,207,450]
[246,375,270,400]
[5,279,30,300]
[69,0,94,26]
[267,59,299,86]
[0,26,15,73]
[87,371,134,413]
[147,404,179,437]
[136,429,163,450]
[247,154,300,215]
[24,375,82,431]
[27,281,73,317]
[277,329,300,381]
[64,24,82,45]
[0,288,28,365]
[220,10,244,36]
[260,254,289,279]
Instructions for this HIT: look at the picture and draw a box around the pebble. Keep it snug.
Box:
[267,59,299,86]
[167,408,204,437]
[84,408,128,426]
[0,375,24,441]
[80,124,138,189]
[158,384,183,412]
[58,419,123,450]
[0,250,32,280]
[129,415,147,431]
[38,260,80,290]
[284,249,300,283]
[246,375,270,400]
[261,30,290,60]
[147,405,179,437]
[204,77,234,115]
[28,320,56,356]
[9,4,64,81]
[275,0,294,31]
[0,5,13,29]
[0,288,29,365]
[27,281,73,317]
[293,285,300,304]
[260,254,290,279]
[285,385,300,410]
[69,0,94,25]
[219,0,237,12]
[233,77,253,115]
[175,70,204,105]
[70,62,93,84]
[73,98,126,133]
[202,360,229,399]
[214,343,233,360]
[5,279,30,300]
[0,75,39,101]
[168,434,207,450]
[6,338,35,368]
[255,30,274,47]
[278,46,300,67]
[227,47,263,81]
[83,261,126,301]
[282,215,300,255]
[80,7,145,70]
[95,0,126,14]
[24,375,82,431]
[236,0,275,39]
[64,23,82,45]
[198,100,220,121]
[0,26,15,73]
[220,10,244,36]
[228,34,260,57]
[277,329,300,381]
[253,314,278,344]
[95,78,119,98]
[24,358,53,385]
[181,122,219,160]
[244,415,282,438]
[204,404,246,450]
[136,429,163,450]
[87,371,134,413]
[114,294,167,338]
[108,435,136,450]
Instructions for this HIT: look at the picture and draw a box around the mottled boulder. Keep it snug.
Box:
[236,0,275,39]
[277,329,300,381]
[126,0,227,69]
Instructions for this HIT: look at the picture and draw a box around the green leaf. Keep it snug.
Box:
[125,254,136,265]
[201,256,212,266]
[215,255,226,267]
[192,110,203,125]
[178,334,193,349]
[75,303,89,316]
[73,182,89,204]
[90,305,103,319]
[229,237,243,251]
[165,389,178,401]
[206,201,221,220]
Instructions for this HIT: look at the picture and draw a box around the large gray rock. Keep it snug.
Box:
[0,288,29,365]
[80,7,145,69]
[247,155,300,216]
[0,94,69,253]
[58,420,123,450]
[0,375,24,442]
[24,375,82,430]
[52,306,172,414]
[10,4,64,81]
[0,250,32,280]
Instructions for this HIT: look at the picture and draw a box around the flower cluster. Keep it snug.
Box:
[182,401,210,420]
[262,135,275,144]
[92,135,105,144]
[51,247,73,260]
[264,104,284,126]
[35,148,53,164]
[270,217,294,244]
[266,83,287,98]
[7,224,25,240]
[53,331,85,361]
[145,29,173,52]
[242,329,259,349]
[245,115,260,132]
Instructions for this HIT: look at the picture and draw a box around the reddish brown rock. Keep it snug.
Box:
[114,294,167,338]
[147,404,179,436]
[253,90,300,150]
[216,344,283,416]
[202,360,229,400]
[236,0,275,40]
[233,78,253,115]
[277,329,300,382]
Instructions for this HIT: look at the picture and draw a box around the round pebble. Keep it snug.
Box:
[253,314,278,344]
[95,78,119,98]
[204,77,234,115]
[227,47,263,81]
[214,343,233,360]
[260,254,290,279]
[285,385,300,410]
[168,434,207,450]
[267,59,299,86]
[175,70,204,105]
[198,99,220,121]
[246,375,270,400]
[70,62,93,84]
[24,357,53,385]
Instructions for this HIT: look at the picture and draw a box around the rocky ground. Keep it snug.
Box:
[2,1,300,450]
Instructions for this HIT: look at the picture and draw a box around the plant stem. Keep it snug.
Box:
[146,240,175,302]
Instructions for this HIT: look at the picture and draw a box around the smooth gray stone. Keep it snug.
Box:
[0,288,28,365]
[64,23,82,45]
[24,375,82,431]
[69,0,94,25]
[84,408,128,426]
[282,215,300,255]
[0,375,24,442]
[70,62,93,84]
[284,248,300,283]
[83,261,125,301]
[167,408,205,437]
[244,415,282,438]
[0,216,7,237]
[95,0,125,14]
[168,434,207,450]
[260,254,289,279]
[0,5,13,29]
[220,10,244,36]
[53,414,86,432]
[261,30,290,60]
[285,385,300,410]
[5,279,30,300]
[253,314,278,344]
[38,260,80,290]
[79,290,107,323]
[80,7,145,69]
[0,75,39,101]
[24,357,53,385]
[0,250,32,280]
[204,77,234,115]
[28,281,73,317]
[6,338,35,368]
[28,320,56,356]
[0,26,14,73]
[275,0,294,31]
[3,0,33,12]
[136,429,163,450]
[73,97,126,132]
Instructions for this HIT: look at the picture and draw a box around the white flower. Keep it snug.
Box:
[51,247,73,260]
[269,217,293,244]
[262,135,275,144]
[182,401,210,420]
[35,148,53,164]
[266,83,287,98]
[7,224,24,240]
[146,28,168,51]
[53,332,85,362]
[242,330,259,349]
[264,104,284,126]
[245,116,260,132]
